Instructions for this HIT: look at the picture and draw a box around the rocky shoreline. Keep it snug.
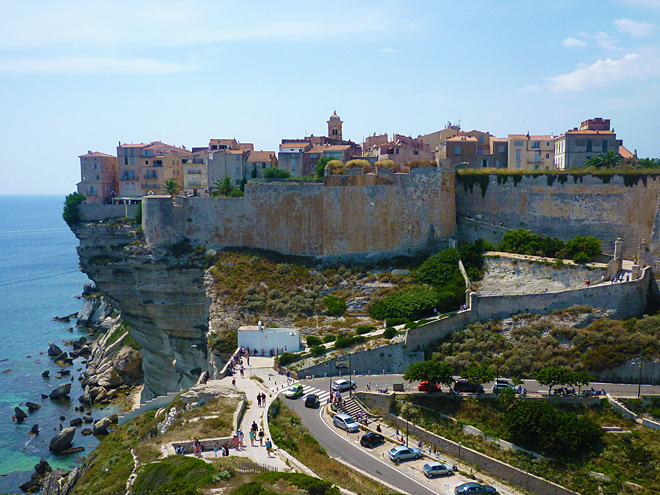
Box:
[16,284,144,494]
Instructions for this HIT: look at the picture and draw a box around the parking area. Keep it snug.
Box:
[324,409,523,495]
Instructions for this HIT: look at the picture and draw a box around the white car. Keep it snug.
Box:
[333,413,359,432]
[331,379,356,392]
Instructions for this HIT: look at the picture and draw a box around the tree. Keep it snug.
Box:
[461,364,496,387]
[263,167,291,179]
[573,370,593,396]
[345,159,371,171]
[585,151,623,169]
[403,360,454,388]
[134,202,142,224]
[161,180,180,198]
[229,188,244,198]
[325,160,345,176]
[211,177,234,197]
[314,157,332,178]
[413,248,461,286]
[565,235,601,260]
[62,192,87,227]
[535,365,574,396]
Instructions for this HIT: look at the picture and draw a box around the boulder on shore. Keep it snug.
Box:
[26,401,41,411]
[49,428,75,453]
[69,418,83,427]
[30,424,39,435]
[54,351,68,362]
[42,370,50,378]
[92,417,112,435]
[15,407,28,422]
[49,383,71,400]
[47,343,63,357]
[34,458,52,476]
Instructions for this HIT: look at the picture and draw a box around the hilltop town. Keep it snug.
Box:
[76,113,640,205]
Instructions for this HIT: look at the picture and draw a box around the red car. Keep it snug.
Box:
[418,381,441,392]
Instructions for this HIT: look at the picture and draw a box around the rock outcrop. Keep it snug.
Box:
[92,417,112,435]
[72,223,209,399]
[49,383,71,400]
[15,407,28,422]
[49,428,75,453]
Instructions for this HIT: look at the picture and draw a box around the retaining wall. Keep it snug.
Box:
[405,267,650,350]
[387,414,579,495]
[80,203,138,221]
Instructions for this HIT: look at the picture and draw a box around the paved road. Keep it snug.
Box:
[281,382,521,495]
[298,373,660,398]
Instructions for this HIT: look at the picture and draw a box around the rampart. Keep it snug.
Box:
[456,173,660,254]
[142,167,455,260]
[406,267,651,350]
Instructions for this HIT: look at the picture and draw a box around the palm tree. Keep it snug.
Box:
[161,179,180,198]
[210,177,235,197]
[586,151,622,169]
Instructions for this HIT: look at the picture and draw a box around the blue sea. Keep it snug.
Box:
[0,195,119,493]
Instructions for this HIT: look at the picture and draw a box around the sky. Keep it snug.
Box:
[1,0,660,195]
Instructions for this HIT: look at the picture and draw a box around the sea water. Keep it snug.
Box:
[0,195,119,493]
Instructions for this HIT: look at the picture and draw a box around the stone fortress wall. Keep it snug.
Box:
[455,174,660,255]
[142,166,456,261]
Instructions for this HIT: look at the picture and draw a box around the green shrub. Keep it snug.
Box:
[306,335,322,347]
[324,295,346,316]
[277,352,301,367]
[263,167,291,179]
[565,235,601,259]
[355,326,375,335]
[413,248,461,286]
[555,258,564,267]
[169,238,194,258]
[132,456,216,494]
[62,192,87,227]
[134,202,142,224]
[333,335,366,349]
[370,287,439,320]
[322,334,336,343]
[498,229,565,257]
[573,251,590,264]
[229,188,244,197]
[310,345,326,357]
[383,327,398,339]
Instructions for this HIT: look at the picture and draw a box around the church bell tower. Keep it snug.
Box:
[327,110,343,141]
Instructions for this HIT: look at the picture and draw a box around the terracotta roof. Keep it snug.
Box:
[79,151,115,158]
[490,137,507,142]
[280,143,310,149]
[247,151,275,162]
[226,149,247,155]
[565,129,615,135]
[619,145,634,159]
[445,135,478,143]
[508,134,554,141]
[209,138,238,145]
[118,143,148,148]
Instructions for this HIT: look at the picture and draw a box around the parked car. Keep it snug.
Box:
[418,381,441,392]
[388,445,422,462]
[284,383,303,399]
[332,379,356,392]
[422,461,454,478]
[305,394,320,408]
[454,482,497,494]
[360,432,385,448]
[454,379,484,394]
[333,413,360,433]
[492,382,514,394]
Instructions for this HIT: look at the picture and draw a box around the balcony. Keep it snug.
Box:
[142,183,159,190]
[186,169,202,175]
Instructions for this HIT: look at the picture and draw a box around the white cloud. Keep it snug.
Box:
[546,53,658,91]
[563,37,588,48]
[518,85,541,94]
[614,18,656,37]
[0,0,401,49]
[379,48,397,53]
[0,56,195,75]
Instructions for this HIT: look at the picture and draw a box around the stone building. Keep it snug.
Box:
[77,151,118,204]
[554,118,623,170]
[507,133,554,171]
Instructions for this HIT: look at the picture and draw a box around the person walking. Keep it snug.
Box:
[238,430,245,449]
[266,438,273,457]
[259,429,265,446]
[249,428,255,446]
[257,394,261,407]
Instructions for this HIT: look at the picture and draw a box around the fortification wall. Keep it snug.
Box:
[406,267,650,350]
[456,174,660,254]
[80,203,138,221]
[143,168,455,260]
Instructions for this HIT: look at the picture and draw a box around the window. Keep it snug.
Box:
[478,135,485,144]
[454,145,461,156]
[413,150,419,155]
[106,186,111,192]
[481,159,489,167]
[602,141,608,152]
[532,141,540,149]
[516,161,521,169]
[124,158,128,165]
[514,140,523,146]
[546,154,550,159]
[534,152,540,163]
[96,174,100,180]
[534,165,540,170]
[498,145,505,153]
[93,163,99,170]
[496,159,502,167]
[88,186,96,195]
[586,140,592,152]
[515,150,521,160]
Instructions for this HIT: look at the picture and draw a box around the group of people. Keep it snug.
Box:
[256,391,267,407]
[356,411,369,425]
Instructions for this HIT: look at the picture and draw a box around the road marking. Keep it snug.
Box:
[317,407,442,495]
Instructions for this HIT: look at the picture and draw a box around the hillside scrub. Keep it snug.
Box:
[404,394,658,493]
[430,310,660,377]
[498,230,602,262]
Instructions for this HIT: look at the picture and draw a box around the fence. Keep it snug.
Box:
[235,462,278,475]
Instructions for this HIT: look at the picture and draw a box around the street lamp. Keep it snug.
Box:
[349,352,353,398]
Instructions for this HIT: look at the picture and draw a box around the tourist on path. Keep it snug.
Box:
[266,438,273,457]
[259,429,265,446]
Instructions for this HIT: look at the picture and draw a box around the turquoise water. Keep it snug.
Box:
[0,195,118,493]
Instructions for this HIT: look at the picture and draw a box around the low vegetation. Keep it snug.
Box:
[63,192,87,227]
[401,394,660,494]
[498,229,601,262]
[429,310,660,377]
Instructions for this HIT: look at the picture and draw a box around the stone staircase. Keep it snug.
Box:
[335,396,370,420]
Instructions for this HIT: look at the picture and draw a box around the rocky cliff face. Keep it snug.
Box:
[73,223,210,400]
